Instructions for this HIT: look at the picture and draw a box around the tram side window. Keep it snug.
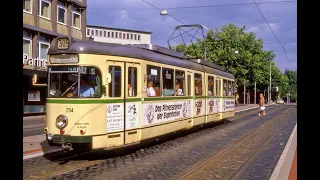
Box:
[128,67,137,97]
[109,66,122,97]
[187,74,191,96]
[228,81,233,96]
[215,79,221,97]
[223,79,228,96]
[147,65,161,97]
[175,70,185,96]
[162,68,174,96]
[231,82,235,96]
[208,76,214,96]
[48,66,102,98]
[195,73,202,96]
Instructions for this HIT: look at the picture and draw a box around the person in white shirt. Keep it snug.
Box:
[175,82,183,96]
[147,81,156,96]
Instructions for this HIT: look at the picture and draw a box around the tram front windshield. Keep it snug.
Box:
[48,66,101,98]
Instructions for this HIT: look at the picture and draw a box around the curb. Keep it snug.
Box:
[269,124,297,180]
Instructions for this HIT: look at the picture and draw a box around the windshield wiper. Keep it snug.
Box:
[61,81,78,97]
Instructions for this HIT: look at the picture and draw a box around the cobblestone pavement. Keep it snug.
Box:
[181,106,296,180]
[23,105,294,180]
[236,108,297,180]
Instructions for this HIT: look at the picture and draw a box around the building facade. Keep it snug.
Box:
[86,25,152,45]
[23,0,87,115]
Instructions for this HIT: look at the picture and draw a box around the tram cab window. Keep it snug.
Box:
[109,66,122,97]
[195,73,202,96]
[162,68,174,96]
[147,65,161,97]
[48,66,102,98]
[128,67,137,97]
[208,76,214,96]
[175,70,185,96]
[223,80,228,96]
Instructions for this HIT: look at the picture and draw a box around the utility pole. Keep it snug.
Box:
[254,82,256,104]
[244,80,246,105]
[269,59,272,104]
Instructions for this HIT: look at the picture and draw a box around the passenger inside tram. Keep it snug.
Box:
[147,81,156,96]
[175,82,183,96]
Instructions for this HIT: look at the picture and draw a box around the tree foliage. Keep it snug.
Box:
[173,23,292,97]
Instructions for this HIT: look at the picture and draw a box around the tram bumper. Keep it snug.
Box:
[48,135,93,150]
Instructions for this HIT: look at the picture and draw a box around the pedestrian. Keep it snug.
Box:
[259,93,266,116]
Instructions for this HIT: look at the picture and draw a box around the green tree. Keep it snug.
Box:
[284,69,297,100]
[172,23,288,96]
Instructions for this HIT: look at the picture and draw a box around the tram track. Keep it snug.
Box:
[23,105,285,180]
[175,106,295,180]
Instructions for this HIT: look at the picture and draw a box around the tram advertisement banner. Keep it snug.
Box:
[223,99,235,112]
[207,98,219,114]
[126,102,139,130]
[142,100,192,126]
[107,103,124,132]
[194,99,205,116]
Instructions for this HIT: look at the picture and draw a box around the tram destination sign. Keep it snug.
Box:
[50,54,79,64]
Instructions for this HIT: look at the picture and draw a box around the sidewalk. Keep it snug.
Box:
[23,104,270,160]
[269,124,297,180]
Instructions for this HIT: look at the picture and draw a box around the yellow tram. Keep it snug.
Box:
[33,36,235,151]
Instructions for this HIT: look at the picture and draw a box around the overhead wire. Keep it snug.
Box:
[252,0,296,70]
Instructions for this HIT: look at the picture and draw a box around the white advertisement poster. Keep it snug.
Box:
[223,99,235,112]
[142,100,192,126]
[28,91,40,101]
[207,98,220,114]
[107,103,124,132]
[194,99,205,116]
[126,102,139,130]
[216,98,222,113]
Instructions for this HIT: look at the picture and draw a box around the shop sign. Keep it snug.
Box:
[23,54,47,69]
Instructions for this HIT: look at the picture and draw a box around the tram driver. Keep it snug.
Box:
[69,76,95,97]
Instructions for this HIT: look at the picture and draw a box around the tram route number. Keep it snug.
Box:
[66,108,74,113]
[57,38,69,50]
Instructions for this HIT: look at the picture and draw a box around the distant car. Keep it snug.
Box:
[276,99,284,104]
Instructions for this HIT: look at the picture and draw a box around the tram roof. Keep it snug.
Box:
[48,37,234,79]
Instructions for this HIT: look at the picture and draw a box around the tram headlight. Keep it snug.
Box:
[56,115,68,129]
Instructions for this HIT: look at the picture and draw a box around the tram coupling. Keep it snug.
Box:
[61,143,73,151]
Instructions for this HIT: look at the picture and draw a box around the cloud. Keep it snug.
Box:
[119,10,129,21]
[245,23,278,33]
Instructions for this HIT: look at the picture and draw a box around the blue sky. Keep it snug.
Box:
[87,0,297,72]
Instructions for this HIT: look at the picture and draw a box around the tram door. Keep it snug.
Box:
[106,61,125,147]
[124,62,141,144]
[215,78,223,120]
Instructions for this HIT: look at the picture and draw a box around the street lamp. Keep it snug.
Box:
[160,9,168,15]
